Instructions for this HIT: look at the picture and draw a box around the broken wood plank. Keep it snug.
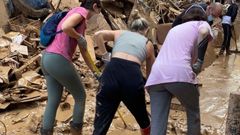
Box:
[0,102,11,110]
[168,0,181,11]
[169,7,181,15]
[0,66,12,84]
[14,54,41,79]
[156,23,172,45]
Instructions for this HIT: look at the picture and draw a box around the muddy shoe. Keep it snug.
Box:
[70,121,82,135]
[40,128,53,135]
[140,126,150,135]
[218,49,224,56]
[226,50,232,55]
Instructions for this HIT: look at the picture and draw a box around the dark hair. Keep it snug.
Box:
[182,5,207,23]
[80,0,101,10]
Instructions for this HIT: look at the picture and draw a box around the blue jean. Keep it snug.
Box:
[40,52,86,130]
[148,82,200,135]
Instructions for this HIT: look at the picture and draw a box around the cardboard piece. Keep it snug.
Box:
[0,38,10,59]
[0,38,10,47]
[12,34,27,44]
[10,43,28,56]
[156,23,172,45]
[0,47,10,60]
[3,32,20,42]
[56,95,74,122]
[0,102,10,110]
[18,71,43,88]
[0,66,12,84]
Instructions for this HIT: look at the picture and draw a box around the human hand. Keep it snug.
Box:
[192,59,203,75]
[77,35,87,49]
[94,72,102,81]
[101,52,111,65]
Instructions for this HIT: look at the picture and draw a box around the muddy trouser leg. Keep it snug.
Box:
[93,61,121,135]
[122,82,150,129]
[93,91,120,135]
[41,53,86,130]
[165,82,200,135]
[119,59,150,129]
[148,85,172,135]
[221,24,232,52]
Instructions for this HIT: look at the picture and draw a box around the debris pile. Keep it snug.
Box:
[0,14,45,110]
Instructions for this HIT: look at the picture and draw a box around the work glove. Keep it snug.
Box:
[94,72,102,81]
[101,52,111,65]
[192,59,203,75]
[77,35,87,49]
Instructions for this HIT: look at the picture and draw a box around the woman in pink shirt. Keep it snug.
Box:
[145,5,213,135]
[40,1,101,135]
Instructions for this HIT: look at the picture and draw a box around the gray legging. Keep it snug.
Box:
[41,52,86,130]
[148,82,200,135]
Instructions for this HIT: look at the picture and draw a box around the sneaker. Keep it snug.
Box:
[40,128,53,135]
[226,50,232,55]
[70,121,82,135]
[218,50,224,55]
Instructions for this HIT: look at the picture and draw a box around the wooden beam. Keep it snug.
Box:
[14,54,41,79]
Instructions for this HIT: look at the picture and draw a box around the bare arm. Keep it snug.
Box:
[94,30,122,55]
[79,45,96,73]
[146,41,156,78]
[61,14,96,72]
[61,13,83,39]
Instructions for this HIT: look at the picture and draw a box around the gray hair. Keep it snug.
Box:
[130,18,149,32]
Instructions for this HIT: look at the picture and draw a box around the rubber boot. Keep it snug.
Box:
[70,121,82,135]
[140,126,150,135]
[40,127,53,135]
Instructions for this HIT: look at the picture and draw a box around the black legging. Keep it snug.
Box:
[221,24,232,52]
[93,58,150,135]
